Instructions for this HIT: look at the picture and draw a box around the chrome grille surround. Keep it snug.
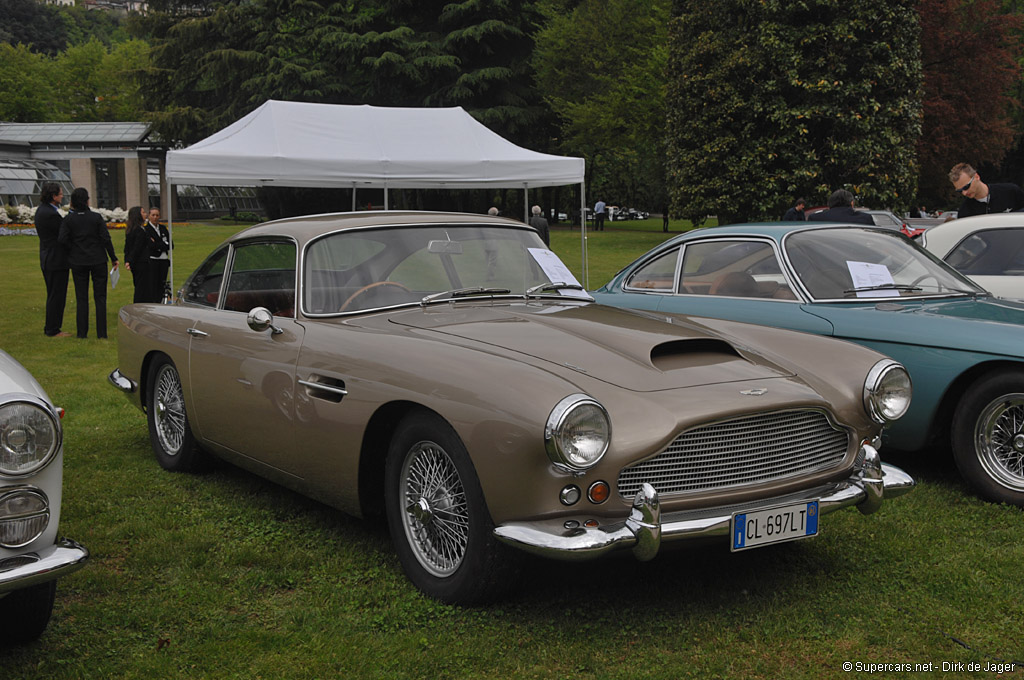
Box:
[617,409,850,499]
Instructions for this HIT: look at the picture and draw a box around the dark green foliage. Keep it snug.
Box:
[534,0,670,213]
[137,0,549,147]
[666,0,922,224]
[0,0,128,54]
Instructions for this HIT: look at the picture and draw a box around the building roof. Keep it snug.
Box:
[0,122,154,145]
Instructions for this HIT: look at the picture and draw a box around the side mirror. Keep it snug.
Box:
[247,307,283,335]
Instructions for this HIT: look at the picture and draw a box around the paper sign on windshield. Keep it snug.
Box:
[528,248,590,298]
[846,261,899,297]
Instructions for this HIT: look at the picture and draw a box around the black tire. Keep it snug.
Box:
[0,581,56,644]
[384,410,522,604]
[146,356,206,472]
[952,369,1024,506]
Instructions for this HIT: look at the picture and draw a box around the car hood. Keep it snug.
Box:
[805,296,1024,355]
[0,350,48,400]
[385,301,796,392]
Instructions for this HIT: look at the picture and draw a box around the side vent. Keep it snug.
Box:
[650,339,741,371]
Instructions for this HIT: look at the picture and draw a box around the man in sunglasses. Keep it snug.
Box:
[949,162,1024,218]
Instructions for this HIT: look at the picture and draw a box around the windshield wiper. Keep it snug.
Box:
[525,281,592,298]
[420,287,512,305]
[843,284,922,297]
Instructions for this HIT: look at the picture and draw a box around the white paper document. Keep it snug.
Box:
[528,248,590,298]
[110,266,120,289]
[845,261,898,297]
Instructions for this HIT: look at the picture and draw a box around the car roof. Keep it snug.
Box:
[228,210,532,244]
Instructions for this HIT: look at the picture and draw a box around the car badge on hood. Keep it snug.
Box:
[740,387,768,396]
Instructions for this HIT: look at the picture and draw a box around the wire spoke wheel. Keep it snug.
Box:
[975,393,1024,492]
[399,441,470,577]
[154,364,186,455]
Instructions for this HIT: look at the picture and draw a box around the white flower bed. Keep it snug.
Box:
[2,203,127,224]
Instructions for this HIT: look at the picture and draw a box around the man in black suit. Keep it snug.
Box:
[807,189,874,225]
[34,182,71,337]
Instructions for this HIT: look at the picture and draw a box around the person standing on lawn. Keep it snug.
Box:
[145,207,171,303]
[123,206,152,303]
[35,182,71,337]
[58,188,118,338]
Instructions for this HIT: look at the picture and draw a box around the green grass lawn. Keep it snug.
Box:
[1,222,1022,678]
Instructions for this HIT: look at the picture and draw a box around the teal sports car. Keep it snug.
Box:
[594,223,1024,506]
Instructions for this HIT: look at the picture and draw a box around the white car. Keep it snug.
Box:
[0,350,88,642]
[919,213,1024,300]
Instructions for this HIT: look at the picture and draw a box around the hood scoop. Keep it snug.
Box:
[650,339,741,371]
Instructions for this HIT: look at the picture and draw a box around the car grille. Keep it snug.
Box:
[617,410,849,499]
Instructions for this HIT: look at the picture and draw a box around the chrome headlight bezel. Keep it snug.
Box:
[863,360,912,424]
[0,486,50,548]
[545,394,611,471]
[0,394,62,478]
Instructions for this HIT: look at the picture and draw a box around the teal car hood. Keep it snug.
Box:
[803,296,1024,356]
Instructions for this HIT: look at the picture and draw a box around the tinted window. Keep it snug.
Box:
[946,228,1024,275]
[625,248,679,291]
[223,241,297,317]
[678,240,795,299]
[182,247,228,307]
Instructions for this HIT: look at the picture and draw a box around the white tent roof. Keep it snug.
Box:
[165,100,584,189]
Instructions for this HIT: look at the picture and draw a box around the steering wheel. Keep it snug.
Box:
[339,281,412,312]
[909,273,939,289]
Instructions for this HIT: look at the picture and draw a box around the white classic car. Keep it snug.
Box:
[0,350,88,643]
[920,213,1024,300]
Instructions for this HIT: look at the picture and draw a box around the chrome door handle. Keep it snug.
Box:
[187,328,209,337]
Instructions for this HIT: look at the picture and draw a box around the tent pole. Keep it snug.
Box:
[166,176,174,301]
[384,186,389,210]
[352,184,356,212]
[523,185,528,223]
[580,180,587,289]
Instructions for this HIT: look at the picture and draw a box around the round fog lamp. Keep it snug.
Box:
[560,485,581,506]
[0,487,49,548]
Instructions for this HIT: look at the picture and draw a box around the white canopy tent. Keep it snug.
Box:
[164,100,589,287]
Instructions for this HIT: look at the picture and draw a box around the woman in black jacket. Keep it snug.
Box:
[123,206,150,303]
[58,188,118,338]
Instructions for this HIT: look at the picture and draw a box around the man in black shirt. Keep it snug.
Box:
[807,189,874,225]
[949,162,1024,218]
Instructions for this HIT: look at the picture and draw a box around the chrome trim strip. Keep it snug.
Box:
[107,369,137,394]
[297,379,348,396]
[0,537,89,593]
[494,457,914,562]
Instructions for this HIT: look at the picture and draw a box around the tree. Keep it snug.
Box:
[0,0,67,55]
[0,44,57,122]
[534,0,671,214]
[137,0,549,147]
[916,0,1023,207]
[666,0,922,225]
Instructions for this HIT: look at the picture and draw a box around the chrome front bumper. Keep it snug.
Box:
[494,445,914,562]
[108,368,137,394]
[0,538,89,594]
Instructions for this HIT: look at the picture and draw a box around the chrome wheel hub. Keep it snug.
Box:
[976,394,1024,491]
[399,442,469,577]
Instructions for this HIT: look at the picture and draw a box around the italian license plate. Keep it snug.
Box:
[731,500,819,551]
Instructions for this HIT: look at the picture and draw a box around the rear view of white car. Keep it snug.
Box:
[0,350,88,643]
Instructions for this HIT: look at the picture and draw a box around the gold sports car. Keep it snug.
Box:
[109,211,914,604]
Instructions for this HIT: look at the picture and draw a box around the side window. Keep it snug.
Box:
[679,241,794,299]
[947,229,1024,275]
[625,248,679,291]
[223,241,297,317]
[182,247,229,307]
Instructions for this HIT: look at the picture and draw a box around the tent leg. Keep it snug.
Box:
[580,181,587,289]
[352,185,356,212]
[166,177,174,301]
[524,185,529,223]
[384,187,389,210]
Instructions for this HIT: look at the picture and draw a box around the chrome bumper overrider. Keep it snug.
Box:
[0,538,89,593]
[108,369,137,394]
[494,444,914,562]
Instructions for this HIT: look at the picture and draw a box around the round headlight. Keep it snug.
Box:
[0,400,60,477]
[545,395,611,470]
[864,360,912,424]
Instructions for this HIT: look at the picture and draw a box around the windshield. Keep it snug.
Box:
[784,227,986,300]
[304,224,585,314]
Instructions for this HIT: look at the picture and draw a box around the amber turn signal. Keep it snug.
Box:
[588,481,610,504]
